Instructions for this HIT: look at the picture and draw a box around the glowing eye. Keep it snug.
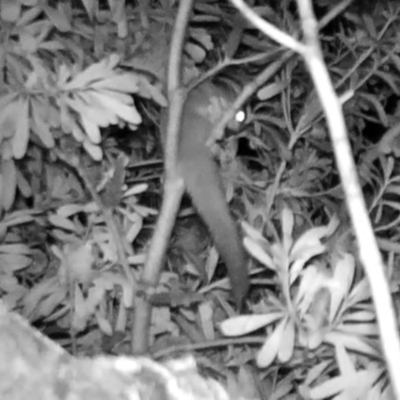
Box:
[235,109,246,123]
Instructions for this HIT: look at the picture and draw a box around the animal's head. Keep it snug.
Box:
[189,80,245,131]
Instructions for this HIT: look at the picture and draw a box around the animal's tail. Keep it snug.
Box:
[179,142,249,306]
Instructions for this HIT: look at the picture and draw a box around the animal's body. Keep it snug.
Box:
[173,81,249,306]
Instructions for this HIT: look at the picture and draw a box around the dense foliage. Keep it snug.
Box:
[0,0,399,399]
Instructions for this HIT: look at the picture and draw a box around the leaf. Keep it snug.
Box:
[62,242,95,284]
[305,361,331,385]
[83,139,103,160]
[22,276,59,317]
[120,277,134,308]
[342,310,376,322]
[324,331,379,357]
[0,95,18,142]
[81,114,101,144]
[0,243,31,255]
[72,92,119,126]
[290,237,325,268]
[90,90,142,125]
[0,0,21,22]
[0,253,31,271]
[42,3,71,32]
[296,92,321,133]
[80,0,97,20]
[63,55,120,90]
[36,286,68,319]
[1,158,17,211]
[291,216,339,261]
[86,283,108,311]
[281,207,294,252]
[189,27,213,50]
[136,75,167,106]
[18,6,42,26]
[95,312,113,335]
[330,254,355,321]
[309,370,371,400]
[16,167,32,197]
[377,122,400,155]
[289,218,338,284]
[295,265,326,314]
[236,366,259,400]
[220,312,283,336]
[91,73,139,93]
[257,317,287,368]
[1,210,35,228]
[243,237,276,271]
[124,183,148,197]
[57,204,86,218]
[199,301,215,340]
[30,98,55,148]
[185,42,206,63]
[48,214,77,231]
[359,93,388,127]
[373,70,399,95]
[102,157,125,208]
[336,322,378,336]
[58,97,75,134]
[348,279,371,307]
[278,317,295,362]
[335,342,356,376]
[72,285,89,332]
[0,278,26,308]
[12,97,30,159]
[126,213,143,244]
[257,82,286,101]
[308,375,350,399]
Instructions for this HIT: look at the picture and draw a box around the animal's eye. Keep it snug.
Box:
[227,108,246,131]
[235,109,246,124]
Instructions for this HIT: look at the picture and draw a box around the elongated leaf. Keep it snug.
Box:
[243,237,276,271]
[83,139,102,160]
[63,55,120,90]
[220,312,283,336]
[1,158,17,211]
[0,253,31,271]
[12,97,30,159]
[75,91,119,126]
[324,331,378,357]
[281,207,294,252]
[42,3,71,32]
[257,317,287,367]
[0,96,18,142]
[335,343,356,376]
[91,90,142,125]
[0,243,31,254]
[278,317,295,362]
[91,74,139,93]
[81,114,101,144]
[31,98,55,148]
